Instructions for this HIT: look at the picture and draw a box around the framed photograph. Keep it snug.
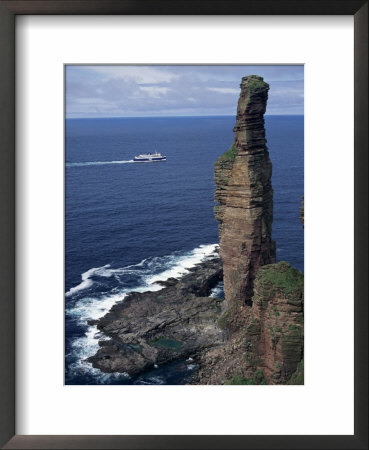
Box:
[63,64,304,388]
[0,1,367,449]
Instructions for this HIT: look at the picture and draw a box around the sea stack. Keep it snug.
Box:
[214,75,276,309]
[192,76,303,385]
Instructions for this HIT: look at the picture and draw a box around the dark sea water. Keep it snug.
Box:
[65,115,304,385]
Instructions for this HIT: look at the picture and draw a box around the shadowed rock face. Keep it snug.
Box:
[214,75,276,308]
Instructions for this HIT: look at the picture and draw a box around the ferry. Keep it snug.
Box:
[133,152,166,162]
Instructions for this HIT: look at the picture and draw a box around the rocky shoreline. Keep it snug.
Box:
[87,256,226,376]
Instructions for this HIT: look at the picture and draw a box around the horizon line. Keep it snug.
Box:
[66,113,304,120]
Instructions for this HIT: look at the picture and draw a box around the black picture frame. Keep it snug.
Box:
[0,1,367,449]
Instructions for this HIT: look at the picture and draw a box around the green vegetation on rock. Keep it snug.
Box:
[225,369,267,385]
[246,76,267,91]
[246,262,304,384]
[216,144,237,163]
[253,262,304,308]
[243,76,269,104]
[261,262,303,294]
[225,376,252,385]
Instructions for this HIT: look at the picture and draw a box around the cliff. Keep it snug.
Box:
[244,262,304,383]
[214,75,275,311]
[195,262,304,384]
[194,76,304,385]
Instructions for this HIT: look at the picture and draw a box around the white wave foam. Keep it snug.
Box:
[65,264,113,297]
[66,160,134,167]
[145,244,218,286]
[68,291,127,324]
[66,243,219,381]
[67,314,129,384]
[66,244,219,299]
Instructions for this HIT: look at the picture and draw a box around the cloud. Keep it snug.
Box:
[139,86,172,98]
[66,65,304,117]
[87,65,179,84]
[208,87,239,95]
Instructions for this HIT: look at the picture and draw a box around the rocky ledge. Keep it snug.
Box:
[87,257,225,375]
[194,262,304,385]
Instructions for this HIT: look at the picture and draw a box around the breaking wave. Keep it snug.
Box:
[65,244,218,384]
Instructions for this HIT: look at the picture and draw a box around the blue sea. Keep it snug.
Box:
[65,115,304,385]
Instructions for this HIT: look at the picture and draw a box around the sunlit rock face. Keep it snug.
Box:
[214,75,276,308]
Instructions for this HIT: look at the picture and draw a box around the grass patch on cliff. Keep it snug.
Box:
[225,376,254,385]
[225,369,267,385]
[244,76,268,104]
[255,262,304,302]
[263,264,303,294]
[216,144,237,162]
[246,77,267,91]
[149,337,183,351]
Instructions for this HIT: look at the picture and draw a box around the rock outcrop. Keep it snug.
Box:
[194,262,304,385]
[214,75,275,310]
[87,257,225,375]
[244,262,304,383]
[194,76,304,385]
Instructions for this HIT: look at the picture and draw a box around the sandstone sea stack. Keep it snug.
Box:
[214,75,276,310]
[194,76,303,384]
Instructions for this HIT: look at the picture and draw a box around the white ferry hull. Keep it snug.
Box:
[133,153,166,162]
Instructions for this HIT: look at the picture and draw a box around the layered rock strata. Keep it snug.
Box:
[194,76,304,385]
[243,262,304,383]
[194,262,304,385]
[214,75,276,308]
[88,257,225,375]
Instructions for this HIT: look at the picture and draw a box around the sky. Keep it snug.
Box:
[66,65,304,118]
